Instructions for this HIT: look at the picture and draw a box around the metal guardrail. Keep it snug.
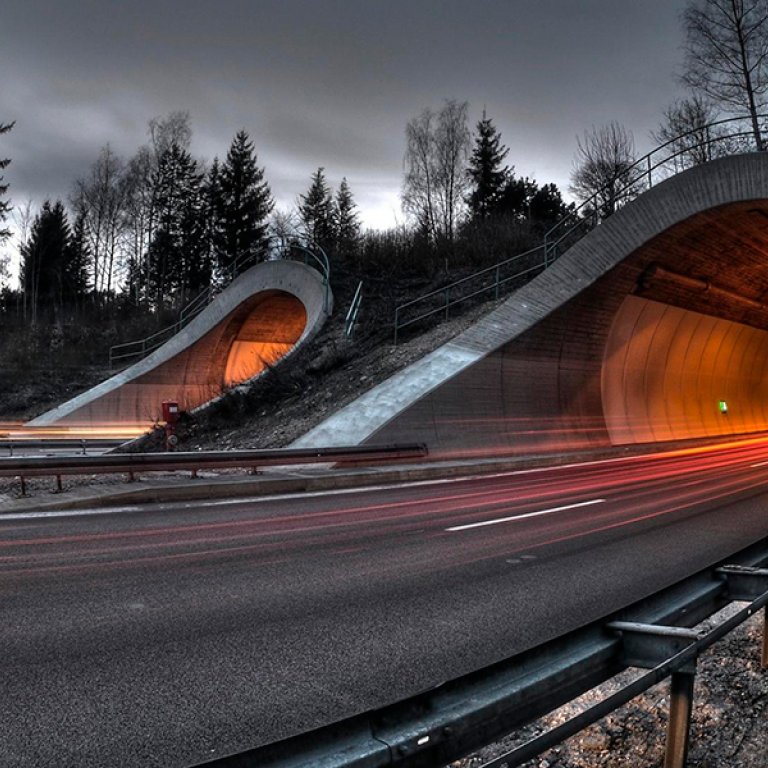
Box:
[109,236,331,368]
[190,538,768,768]
[0,439,125,457]
[393,113,766,343]
[344,281,363,338]
[0,442,428,496]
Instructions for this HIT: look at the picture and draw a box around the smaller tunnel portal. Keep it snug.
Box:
[224,292,307,387]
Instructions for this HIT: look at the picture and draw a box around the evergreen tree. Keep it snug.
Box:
[64,207,91,307]
[214,130,273,276]
[298,167,337,254]
[529,183,572,225]
[496,176,538,220]
[466,110,509,220]
[20,200,72,323]
[145,143,209,308]
[0,121,14,243]
[204,157,223,280]
[335,177,361,259]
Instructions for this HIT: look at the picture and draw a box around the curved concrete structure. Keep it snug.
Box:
[296,152,768,455]
[30,260,332,427]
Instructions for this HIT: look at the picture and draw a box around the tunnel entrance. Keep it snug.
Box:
[223,291,307,387]
[602,295,768,444]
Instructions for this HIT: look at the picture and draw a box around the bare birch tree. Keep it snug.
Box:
[72,144,126,298]
[570,122,643,219]
[652,95,728,171]
[682,0,768,150]
[402,99,470,246]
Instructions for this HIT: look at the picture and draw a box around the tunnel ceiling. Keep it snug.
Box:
[627,201,768,331]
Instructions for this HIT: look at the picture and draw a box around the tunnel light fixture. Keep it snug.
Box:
[719,400,729,414]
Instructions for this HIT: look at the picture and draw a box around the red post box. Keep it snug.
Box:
[161,401,180,451]
[162,401,180,424]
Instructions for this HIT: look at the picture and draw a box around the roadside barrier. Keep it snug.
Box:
[0,443,428,496]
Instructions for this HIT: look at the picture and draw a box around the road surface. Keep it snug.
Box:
[2,438,768,766]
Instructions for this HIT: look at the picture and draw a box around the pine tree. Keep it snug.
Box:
[145,143,209,308]
[298,167,337,255]
[335,177,361,259]
[20,200,72,323]
[65,207,91,308]
[214,130,273,276]
[0,121,14,243]
[466,110,510,220]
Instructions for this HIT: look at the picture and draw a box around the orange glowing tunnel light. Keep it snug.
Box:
[223,293,307,387]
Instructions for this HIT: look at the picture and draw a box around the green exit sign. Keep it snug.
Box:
[719,400,728,414]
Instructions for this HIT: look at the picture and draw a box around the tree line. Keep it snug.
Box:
[1,0,767,341]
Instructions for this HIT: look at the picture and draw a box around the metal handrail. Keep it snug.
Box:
[393,113,767,343]
[345,281,363,337]
[109,235,331,368]
[543,113,766,261]
[393,245,546,344]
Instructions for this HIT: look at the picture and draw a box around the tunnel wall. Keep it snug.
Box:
[602,296,768,444]
[297,152,768,455]
[29,260,331,427]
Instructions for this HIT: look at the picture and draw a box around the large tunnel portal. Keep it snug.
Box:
[351,157,768,457]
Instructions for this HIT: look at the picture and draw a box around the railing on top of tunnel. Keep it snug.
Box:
[392,113,768,344]
[108,236,331,369]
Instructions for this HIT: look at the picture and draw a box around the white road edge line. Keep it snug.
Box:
[0,506,143,521]
[446,498,606,532]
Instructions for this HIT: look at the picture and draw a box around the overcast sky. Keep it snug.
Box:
[2,0,689,259]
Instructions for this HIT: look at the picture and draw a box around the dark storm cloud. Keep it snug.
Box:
[1,0,687,243]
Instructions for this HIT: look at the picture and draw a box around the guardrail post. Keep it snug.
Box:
[647,154,653,188]
[19,475,26,496]
[665,668,696,768]
[444,288,449,320]
[495,266,500,299]
[56,474,62,492]
[763,605,768,669]
[393,308,399,345]
[608,621,700,768]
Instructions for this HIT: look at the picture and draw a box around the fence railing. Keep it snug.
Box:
[393,114,766,343]
[393,245,547,344]
[109,236,331,368]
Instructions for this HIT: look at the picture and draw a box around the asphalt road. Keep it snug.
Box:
[3,439,768,767]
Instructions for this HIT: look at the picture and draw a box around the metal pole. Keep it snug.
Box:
[762,605,768,669]
[647,154,653,188]
[664,669,696,768]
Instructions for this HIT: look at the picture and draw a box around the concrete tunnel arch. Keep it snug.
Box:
[296,152,768,455]
[29,259,332,427]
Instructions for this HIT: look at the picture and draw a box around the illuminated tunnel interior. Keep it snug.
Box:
[369,188,768,455]
[223,292,307,386]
